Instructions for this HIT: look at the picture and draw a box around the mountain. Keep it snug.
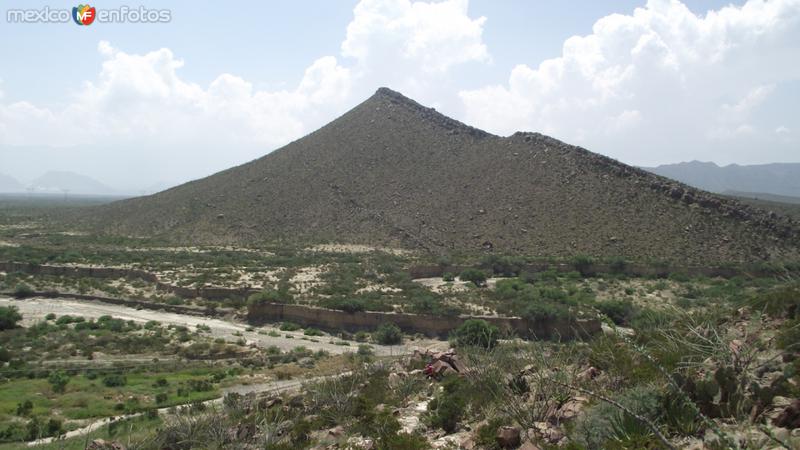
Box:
[644,161,800,198]
[31,171,116,196]
[90,88,799,263]
[0,173,23,193]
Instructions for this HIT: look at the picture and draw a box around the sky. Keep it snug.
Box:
[0,0,798,193]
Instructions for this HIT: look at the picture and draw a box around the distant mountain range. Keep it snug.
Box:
[644,161,800,200]
[0,173,23,192]
[0,171,118,196]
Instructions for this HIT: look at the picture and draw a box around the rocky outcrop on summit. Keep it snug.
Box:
[89,88,799,263]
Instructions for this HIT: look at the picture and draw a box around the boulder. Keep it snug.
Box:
[86,440,126,450]
[774,399,800,429]
[519,441,542,450]
[496,426,521,448]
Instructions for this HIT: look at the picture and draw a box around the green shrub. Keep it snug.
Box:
[572,255,596,277]
[749,286,800,318]
[459,268,488,287]
[48,370,70,393]
[303,328,324,337]
[280,322,301,331]
[450,319,499,349]
[427,375,468,433]
[443,272,455,282]
[373,323,403,345]
[155,392,168,404]
[102,373,127,387]
[13,283,34,299]
[597,299,638,326]
[0,306,22,330]
[572,385,662,449]
[247,287,294,306]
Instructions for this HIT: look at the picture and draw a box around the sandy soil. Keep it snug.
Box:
[307,243,411,256]
[0,296,445,357]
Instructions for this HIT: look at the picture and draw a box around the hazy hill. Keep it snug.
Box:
[90,88,799,263]
[31,171,116,196]
[0,173,23,193]
[645,161,800,198]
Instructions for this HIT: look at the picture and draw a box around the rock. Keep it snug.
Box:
[288,394,305,408]
[557,396,588,422]
[496,426,521,448]
[327,425,345,437]
[459,435,477,450]
[577,366,600,381]
[86,440,125,450]
[774,399,800,429]
[519,441,542,450]
[531,422,564,444]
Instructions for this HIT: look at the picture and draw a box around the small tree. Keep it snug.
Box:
[0,306,22,330]
[373,323,403,345]
[48,370,70,394]
[450,319,499,349]
[459,268,488,287]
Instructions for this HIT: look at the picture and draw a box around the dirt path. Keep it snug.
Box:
[0,296,444,356]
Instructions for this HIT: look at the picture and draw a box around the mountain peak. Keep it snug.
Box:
[370,87,492,139]
[91,89,799,263]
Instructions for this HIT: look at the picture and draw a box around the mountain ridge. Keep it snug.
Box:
[644,160,800,198]
[86,88,799,263]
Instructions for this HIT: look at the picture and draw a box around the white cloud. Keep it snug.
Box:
[343,0,488,73]
[0,0,490,190]
[459,0,800,165]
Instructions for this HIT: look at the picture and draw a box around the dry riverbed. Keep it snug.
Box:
[0,296,445,356]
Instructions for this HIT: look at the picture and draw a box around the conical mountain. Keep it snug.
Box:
[92,88,799,263]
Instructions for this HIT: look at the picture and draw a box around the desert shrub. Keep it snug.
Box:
[354,331,369,342]
[450,319,499,349]
[44,313,56,321]
[459,268,488,287]
[303,328,323,337]
[188,379,213,392]
[103,373,127,387]
[15,400,33,417]
[443,272,455,282]
[571,385,662,449]
[475,416,508,450]
[571,255,596,277]
[749,285,800,318]
[48,370,70,393]
[247,287,294,306]
[373,323,402,345]
[597,299,638,326]
[427,375,468,433]
[521,301,571,322]
[777,318,800,351]
[13,283,34,299]
[0,306,22,330]
[279,322,301,331]
[0,347,9,362]
[155,392,168,404]
[481,254,524,277]
[321,297,365,313]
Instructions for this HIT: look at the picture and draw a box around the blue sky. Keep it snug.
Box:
[0,0,797,192]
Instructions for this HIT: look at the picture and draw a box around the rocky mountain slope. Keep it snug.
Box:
[90,88,799,263]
